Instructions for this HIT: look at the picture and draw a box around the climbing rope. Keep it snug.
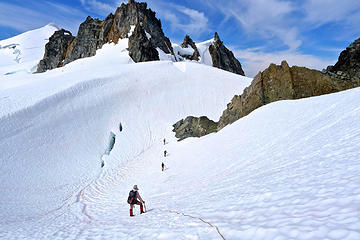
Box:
[166,210,226,240]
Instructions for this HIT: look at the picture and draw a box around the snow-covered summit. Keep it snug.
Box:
[0,24,59,75]
[0,1,244,78]
[32,1,244,75]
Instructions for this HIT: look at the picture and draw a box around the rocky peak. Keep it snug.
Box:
[324,37,360,86]
[179,34,200,61]
[208,32,245,76]
[105,0,174,55]
[36,0,174,72]
[180,35,194,48]
[36,1,246,75]
[214,32,221,42]
[175,32,246,75]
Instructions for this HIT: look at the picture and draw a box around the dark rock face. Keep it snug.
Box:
[36,0,174,72]
[36,29,75,73]
[176,32,245,75]
[128,23,159,62]
[324,37,360,88]
[108,0,174,55]
[63,15,113,65]
[62,17,102,65]
[209,32,245,76]
[172,116,218,141]
[179,35,200,61]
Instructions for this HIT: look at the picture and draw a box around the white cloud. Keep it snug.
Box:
[80,0,116,15]
[204,0,300,50]
[0,3,44,31]
[202,0,360,51]
[234,48,336,77]
[303,0,360,27]
[169,5,208,36]
[302,0,360,40]
[271,27,302,51]
[46,1,84,16]
[0,2,85,34]
[151,3,209,38]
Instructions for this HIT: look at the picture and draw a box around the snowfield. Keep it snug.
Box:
[0,26,360,240]
[0,24,59,76]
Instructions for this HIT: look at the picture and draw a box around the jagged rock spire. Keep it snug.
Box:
[214,32,221,42]
[179,34,200,61]
[209,32,245,76]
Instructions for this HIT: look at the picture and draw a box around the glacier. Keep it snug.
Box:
[0,25,359,240]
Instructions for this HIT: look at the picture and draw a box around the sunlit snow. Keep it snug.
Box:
[0,25,359,240]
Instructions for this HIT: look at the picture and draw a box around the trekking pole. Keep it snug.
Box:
[144,202,147,212]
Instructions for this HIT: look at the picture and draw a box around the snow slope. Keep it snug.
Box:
[1,26,360,240]
[0,24,214,78]
[0,33,252,237]
[0,24,59,75]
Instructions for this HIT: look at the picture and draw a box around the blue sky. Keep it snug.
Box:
[1,0,359,76]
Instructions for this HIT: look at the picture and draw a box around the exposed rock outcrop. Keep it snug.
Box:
[217,61,340,129]
[172,116,218,141]
[209,32,245,76]
[175,32,245,75]
[37,29,75,73]
[108,0,173,54]
[128,23,159,62]
[63,15,113,65]
[36,0,174,72]
[174,56,360,140]
[324,37,360,88]
[179,35,200,61]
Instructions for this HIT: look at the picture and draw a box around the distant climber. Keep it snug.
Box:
[164,150,167,157]
[162,162,165,171]
[127,185,145,216]
[163,138,166,145]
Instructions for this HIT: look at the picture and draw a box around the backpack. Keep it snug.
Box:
[127,190,137,204]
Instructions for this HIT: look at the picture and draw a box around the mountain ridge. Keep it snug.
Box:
[35,0,245,75]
